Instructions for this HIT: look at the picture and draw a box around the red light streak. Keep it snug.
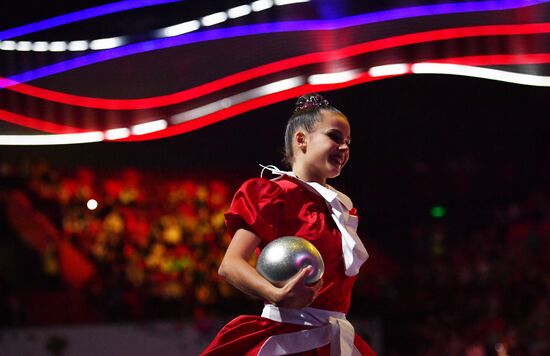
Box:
[2,23,549,110]
[0,109,93,134]
[418,53,550,65]
[116,71,391,141]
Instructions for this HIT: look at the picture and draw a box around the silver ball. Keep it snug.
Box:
[256,236,324,285]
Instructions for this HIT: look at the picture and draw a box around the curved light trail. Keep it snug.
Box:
[1,1,549,145]
[0,0,183,40]
[0,109,93,134]
[0,0,310,52]
[0,132,105,145]
[1,56,549,145]
[3,23,550,108]
[411,63,550,86]
[2,0,546,43]
[4,1,550,85]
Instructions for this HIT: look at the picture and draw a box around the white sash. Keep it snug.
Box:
[259,304,361,356]
[259,164,369,276]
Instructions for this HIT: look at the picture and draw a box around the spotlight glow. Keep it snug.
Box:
[430,206,447,218]
[87,199,98,210]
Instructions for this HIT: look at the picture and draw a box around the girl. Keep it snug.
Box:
[201,93,375,355]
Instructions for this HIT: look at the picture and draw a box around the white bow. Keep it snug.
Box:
[259,164,368,276]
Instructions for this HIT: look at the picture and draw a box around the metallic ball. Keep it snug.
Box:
[256,236,324,285]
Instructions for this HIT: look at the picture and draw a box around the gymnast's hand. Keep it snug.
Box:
[275,266,324,309]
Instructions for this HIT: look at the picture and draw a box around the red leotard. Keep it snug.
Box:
[201,176,375,355]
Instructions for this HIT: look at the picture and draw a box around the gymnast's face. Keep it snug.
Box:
[294,110,351,183]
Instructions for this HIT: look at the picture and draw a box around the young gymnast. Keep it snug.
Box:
[201,93,375,355]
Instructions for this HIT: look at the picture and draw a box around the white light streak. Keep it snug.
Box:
[201,12,228,27]
[159,20,201,37]
[251,0,274,12]
[227,4,252,19]
[172,76,304,124]
[0,41,16,50]
[16,41,32,51]
[32,41,49,52]
[220,98,232,108]
[257,76,304,95]
[368,63,410,77]
[1,0,298,52]
[68,40,89,51]
[308,70,360,84]
[90,37,124,50]
[274,0,309,5]
[412,63,550,87]
[105,128,131,140]
[131,119,167,135]
[49,41,68,52]
[0,132,104,146]
[172,102,227,123]
[2,0,295,52]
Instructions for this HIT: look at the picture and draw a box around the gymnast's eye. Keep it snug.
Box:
[326,131,342,143]
[326,131,350,146]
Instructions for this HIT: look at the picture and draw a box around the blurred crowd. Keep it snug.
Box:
[388,197,550,356]
[0,157,548,355]
[0,158,243,324]
[359,154,550,356]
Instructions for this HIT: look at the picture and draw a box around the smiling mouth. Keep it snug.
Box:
[329,155,344,167]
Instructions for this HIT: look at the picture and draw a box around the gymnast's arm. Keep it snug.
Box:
[218,228,323,309]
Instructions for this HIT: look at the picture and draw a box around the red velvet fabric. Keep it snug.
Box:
[202,176,375,355]
[201,315,375,355]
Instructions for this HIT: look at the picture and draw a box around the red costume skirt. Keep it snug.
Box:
[200,315,376,355]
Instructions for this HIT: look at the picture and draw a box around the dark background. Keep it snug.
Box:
[3,73,548,226]
[1,1,549,355]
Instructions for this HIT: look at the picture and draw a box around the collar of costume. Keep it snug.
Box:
[259,164,369,276]
[259,304,361,356]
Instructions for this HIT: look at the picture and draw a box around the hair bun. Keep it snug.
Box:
[294,93,330,113]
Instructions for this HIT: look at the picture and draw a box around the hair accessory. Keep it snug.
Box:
[294,94,330,113]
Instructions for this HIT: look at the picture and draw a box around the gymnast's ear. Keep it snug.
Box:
[295,131,307,151]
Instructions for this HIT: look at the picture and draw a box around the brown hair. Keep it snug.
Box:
[283,93,343,167]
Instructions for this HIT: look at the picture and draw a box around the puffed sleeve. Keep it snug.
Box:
[224,178,286,243]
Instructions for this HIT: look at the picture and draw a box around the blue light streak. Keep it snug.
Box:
[5,0,549,86]
[0,0,183,40]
